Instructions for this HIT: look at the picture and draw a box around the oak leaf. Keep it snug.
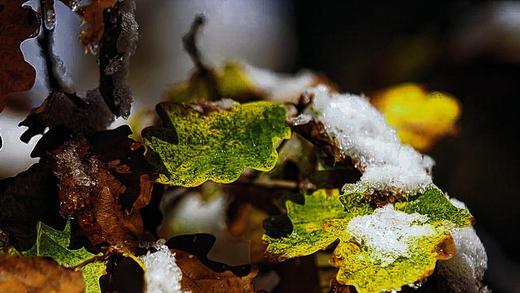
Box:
[143,100,290,187]
[264,187,473,293]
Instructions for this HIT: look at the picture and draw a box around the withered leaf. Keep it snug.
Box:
[0,254,84,293]
[0,0,40,109]
[0,163,65,251]
[48,126,153,248]
[175,249,258,293]
[19,89,114,143]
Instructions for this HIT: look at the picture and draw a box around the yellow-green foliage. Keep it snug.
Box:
[23,222,105,293]
[143,101,291,187]
[264,186,473,293]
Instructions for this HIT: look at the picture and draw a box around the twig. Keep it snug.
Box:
[230,178,316,192]
[38,0,82,104]
[182,14,220,101]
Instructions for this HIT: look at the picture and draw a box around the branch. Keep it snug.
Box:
[38,0,80,103]
[182,14,220,101]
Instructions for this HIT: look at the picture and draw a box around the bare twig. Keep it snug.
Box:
[182,14,220,101]
[38,0,81,104]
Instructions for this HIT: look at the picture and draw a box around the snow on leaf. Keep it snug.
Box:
[371,83,461,151]
[23,221,105,293]
[0,253,85,292]
[139,242,184,293]
[142,100,291,187]
[295,85,434,197]
[264,186,473,293]
[437,199,488,293]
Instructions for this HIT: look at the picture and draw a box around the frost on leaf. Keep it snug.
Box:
[142,100,291,187]
[22,221,105,293]
[164,60,323,103]
[0,253,85,293]
[0,0,40,109]
[47,126,154,248]
[372,83,460,151]
[294,85,434,197]
[264,186,473,293]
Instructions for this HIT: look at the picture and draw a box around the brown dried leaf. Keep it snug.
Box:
[0,254,84,293]
[19,89,114,143]
[49,127,154,248]
[0,0,40,108]
[175,250,258,293]
[59,0,117,53]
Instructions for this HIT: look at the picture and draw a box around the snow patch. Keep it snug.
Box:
[437,199,488,293]
[303,85,433,192]
[347,205,435,266]
[139,242,186,293]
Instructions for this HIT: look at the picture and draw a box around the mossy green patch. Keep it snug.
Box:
[23,222,105,293]
[143,101,291,187]
[264,185,473,293]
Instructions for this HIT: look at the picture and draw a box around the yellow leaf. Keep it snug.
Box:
[372,83,460,151]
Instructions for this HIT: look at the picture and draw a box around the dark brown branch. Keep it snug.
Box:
[38,0,82,105]
[182,14,220,101]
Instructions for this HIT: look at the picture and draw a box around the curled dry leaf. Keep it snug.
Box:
[0,254,84,293]
[0,0,40,109]
[48,126,154,248]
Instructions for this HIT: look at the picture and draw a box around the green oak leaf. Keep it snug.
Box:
[143,100,291,187]
[23,221,105,293]
[264,186,473,293]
